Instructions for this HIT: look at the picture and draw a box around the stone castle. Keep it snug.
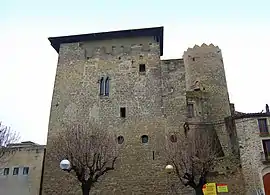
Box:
[42,26,270,194]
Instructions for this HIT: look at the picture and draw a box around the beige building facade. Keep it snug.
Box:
[43,26,246,194]
[0,141,45,195]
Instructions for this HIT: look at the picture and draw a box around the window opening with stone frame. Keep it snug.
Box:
[139,64,146,73]
[3,168,9,175]
[262,139,270,159]
[23,167,29,175]
[13,167,19,175]
[117,136,124,144]
[187,103,194,118]
[258,118,269,136]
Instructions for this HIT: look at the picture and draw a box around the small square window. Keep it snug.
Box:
[3,168,9,175]
[139,64,146,73]
[13,167,19,175]
[120,107,126,118]
[23,167,29,175]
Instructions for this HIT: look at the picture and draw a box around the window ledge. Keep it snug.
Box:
[259,133,270,137]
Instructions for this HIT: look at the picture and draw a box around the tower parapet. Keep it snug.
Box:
[184,43,221,56]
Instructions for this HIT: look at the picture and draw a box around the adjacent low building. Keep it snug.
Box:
[233,106,270,195]
[0,141,46,195]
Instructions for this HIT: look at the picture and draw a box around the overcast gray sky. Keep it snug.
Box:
[1,0,269,144]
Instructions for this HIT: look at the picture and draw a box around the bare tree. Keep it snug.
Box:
[0,122,19,163]
[51,123,119,195]
[166,126,223,195]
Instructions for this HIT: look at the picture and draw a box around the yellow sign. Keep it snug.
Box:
[202,183,217,195]
[217,184,229,193]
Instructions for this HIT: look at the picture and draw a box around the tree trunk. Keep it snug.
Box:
[194,186,204,195]
[81,182,91,195]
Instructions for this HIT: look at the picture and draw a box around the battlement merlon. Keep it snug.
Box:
[183,43,221,56]
[48,26,164,56]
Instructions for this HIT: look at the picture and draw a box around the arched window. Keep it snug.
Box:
[105,77,109,96]
[100,77,104,95]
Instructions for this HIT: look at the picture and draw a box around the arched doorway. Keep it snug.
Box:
[263,173,270,195]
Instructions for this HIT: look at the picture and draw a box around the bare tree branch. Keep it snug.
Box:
[165,125,223,195]
[50,122,119,195]
[0,122,19,163]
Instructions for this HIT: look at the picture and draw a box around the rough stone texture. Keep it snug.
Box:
[235,116,270,195]
[0,142,45,195]
[43,31,245,195]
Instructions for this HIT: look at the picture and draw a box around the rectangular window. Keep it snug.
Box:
[263,140,270,158]
[23,167,29,175]
[258,118,269,135]
[13,167,19,175]
[3,168,9,175]
[187,103,194,118]
[120,107,126,118]
[139,64,146,73]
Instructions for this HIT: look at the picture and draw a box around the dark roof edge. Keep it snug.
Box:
[48,26,164,56]
[233,112,270,120]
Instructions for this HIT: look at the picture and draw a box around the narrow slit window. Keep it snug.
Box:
[139,64,146,73]
[120,107,126,118]
[187,103,194,118]
[152,151,155,160]
[105,77,109,96]
[100,77,104,95]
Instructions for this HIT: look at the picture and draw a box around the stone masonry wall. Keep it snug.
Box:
[160,59,187,138]
[235,116,270,195]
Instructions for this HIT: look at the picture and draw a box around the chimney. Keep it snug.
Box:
[266,104,269,113]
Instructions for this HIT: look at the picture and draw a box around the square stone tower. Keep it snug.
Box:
[43,27,245,194]
[43,27,175,194]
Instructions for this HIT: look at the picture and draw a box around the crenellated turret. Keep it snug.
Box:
[183,43,231,121]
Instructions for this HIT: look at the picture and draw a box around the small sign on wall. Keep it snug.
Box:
[217,184,229,193]
[203,183,217,195]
